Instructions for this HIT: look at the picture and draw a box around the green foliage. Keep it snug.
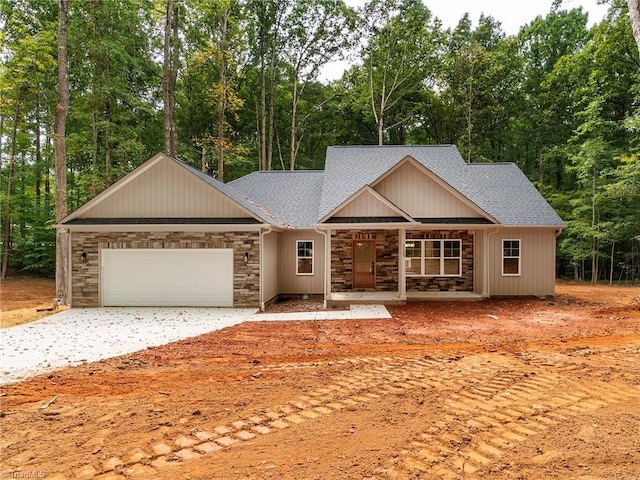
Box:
[1,0,639,281]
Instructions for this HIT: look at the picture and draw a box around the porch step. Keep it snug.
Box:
[327,291,484,307]
[327,292,404,308]
[407,291,484,302]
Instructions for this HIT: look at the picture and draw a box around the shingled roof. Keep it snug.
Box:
[230,145,565,229]
[229,170,324,228]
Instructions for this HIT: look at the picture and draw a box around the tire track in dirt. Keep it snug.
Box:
[9,345,639,479]
[375,347,640,480]
[41,355,433,478]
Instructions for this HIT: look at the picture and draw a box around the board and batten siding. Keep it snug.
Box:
[488,228,557,297]
[262,231,279,304]
[277,230,325,295]
[333,190,402,217]
[80,156,250,219]
[375,161,483,219]
[473,229,485,295]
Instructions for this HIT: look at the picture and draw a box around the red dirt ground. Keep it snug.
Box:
[1,279,639,480]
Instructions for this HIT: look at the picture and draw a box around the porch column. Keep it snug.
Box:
[325,228,332,306]
[399,228,406,300]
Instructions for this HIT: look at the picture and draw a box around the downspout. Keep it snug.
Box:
[259,225,273,311]
[484,227,500,298]
[314,226,329,309]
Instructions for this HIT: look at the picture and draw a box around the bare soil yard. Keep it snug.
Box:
[0,276,64,328]
[1,279,639,480]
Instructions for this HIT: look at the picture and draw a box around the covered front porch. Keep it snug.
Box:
[324,227,489,307]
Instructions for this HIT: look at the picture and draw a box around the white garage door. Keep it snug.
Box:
[101,249,234,307]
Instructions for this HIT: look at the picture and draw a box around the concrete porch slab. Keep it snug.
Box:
[251,304,391,322]
[328,292,404,307]
[407,291,484,301]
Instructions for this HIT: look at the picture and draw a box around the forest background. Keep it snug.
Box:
[1,0,639,285]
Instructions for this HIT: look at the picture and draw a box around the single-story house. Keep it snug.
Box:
[57,145,565,309]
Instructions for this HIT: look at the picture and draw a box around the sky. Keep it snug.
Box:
[320,0,610,82]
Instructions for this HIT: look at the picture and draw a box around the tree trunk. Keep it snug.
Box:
[370,64,384,146]
[267,63,276,170]
[170,0,179,156]
[609,240,615,286]
[163,0,172,155]
[0,112,3,169]
[289,72,298,170]
[466,101,472,163]
[35,105,42,210]
[258,3,267,171]
[45,136,51,211]
[628,0,640,57]
[55,0,70,304]
[105,97,112,178]
[163,0,178,156]
[92,111,98,169]
[267,28,278,171]
[1,95,21,280]
[217,5,229,182]
[266,3,285,172]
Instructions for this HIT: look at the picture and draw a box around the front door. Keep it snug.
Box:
[353,240,376,288]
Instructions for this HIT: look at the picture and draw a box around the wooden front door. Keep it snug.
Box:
[353,240,376,288]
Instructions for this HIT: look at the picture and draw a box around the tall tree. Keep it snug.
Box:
[1,93,20,279]
[163,0,179,156]
[179,0,245,181]
[246,0,288,171]
[360,0,442,145]
[516,8,589,184]
[562,3,638,282]
[54,0,69,303]
[441,14,516,163]
[215,1,229,181]
[282,0,355,168]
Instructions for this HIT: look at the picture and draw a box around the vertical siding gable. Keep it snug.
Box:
[332,189,407,218]
[78,157,251,219]
[374,161,484,219]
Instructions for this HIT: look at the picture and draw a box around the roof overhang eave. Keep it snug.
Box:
[498,224,567,229]
[314,221,421,229]
[55,223,269,233]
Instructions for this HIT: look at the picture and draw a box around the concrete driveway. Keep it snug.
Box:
[0,305,390,385]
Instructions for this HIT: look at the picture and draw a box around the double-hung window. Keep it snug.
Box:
[502,239,521,276]
[405,239,462,277]
[296,240,314,275]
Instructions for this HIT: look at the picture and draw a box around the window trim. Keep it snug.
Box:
[296,240,314,276]
[405,239,462,277]
[502,239,521,277]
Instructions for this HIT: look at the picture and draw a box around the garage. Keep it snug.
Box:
[101,249,234,307]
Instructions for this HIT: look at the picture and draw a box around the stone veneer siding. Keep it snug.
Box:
[70,231,260,308]
[331,230,399,292]
[405,230,473,292]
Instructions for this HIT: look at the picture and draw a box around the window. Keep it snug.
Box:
[405,239,462,277]
[296,240,314,275]
[502,239,521,276]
